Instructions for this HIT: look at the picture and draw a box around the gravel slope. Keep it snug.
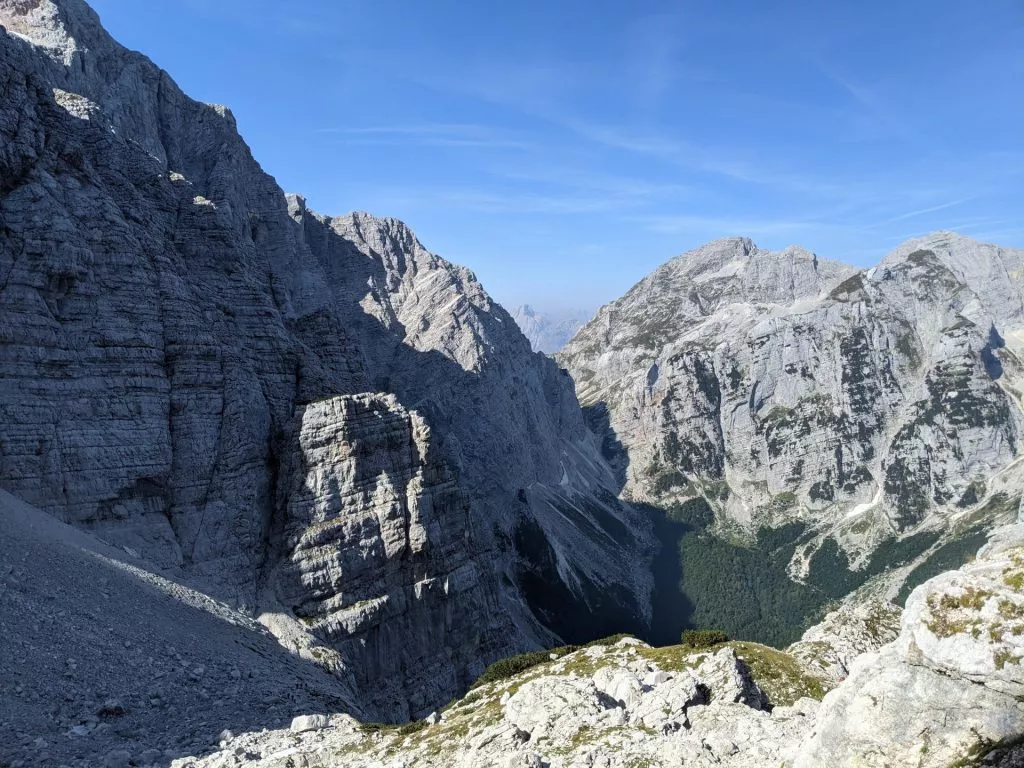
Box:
[0,490,358,768]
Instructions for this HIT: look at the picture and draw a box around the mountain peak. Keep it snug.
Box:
[1,0,103,64]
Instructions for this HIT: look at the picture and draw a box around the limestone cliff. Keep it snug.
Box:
[0,0,651,720]
[560,234,1024,633]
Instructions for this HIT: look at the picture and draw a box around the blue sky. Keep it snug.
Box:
[89,0,1024,313]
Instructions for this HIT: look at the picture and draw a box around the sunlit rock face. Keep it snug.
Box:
[560,232,1024,605]
[794,524,1024,768]
[0,0,652,719]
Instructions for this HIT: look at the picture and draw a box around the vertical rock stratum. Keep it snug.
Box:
[0,0,651,720]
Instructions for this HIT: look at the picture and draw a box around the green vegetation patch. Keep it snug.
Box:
[471,647,570,688]
[681,629,729,648]
[728,641,828,706]
[896,528,990,605]
[925,587,992,638]
[646,500,827,648]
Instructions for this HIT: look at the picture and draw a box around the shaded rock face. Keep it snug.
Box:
[0,489,366,768]
[0,0,652,719]
[560,234,1024,573]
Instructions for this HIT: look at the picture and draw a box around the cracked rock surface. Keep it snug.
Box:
[0,0,652,722]
[560,233,1024,578]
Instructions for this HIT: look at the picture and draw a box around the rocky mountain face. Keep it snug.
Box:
[0,0,651,721]
[560,234,1024,642]
[174,524,1024,768]
[511,304,591,354]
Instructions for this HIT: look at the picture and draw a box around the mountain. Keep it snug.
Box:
[3,2,1024,766]
[511,304,591,353]
[0,0,652,721]
[150,524,1024,768]
[560,234,1024,644]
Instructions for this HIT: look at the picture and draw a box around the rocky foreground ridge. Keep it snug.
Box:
[0,0,650,722]
[172,524,1024,768]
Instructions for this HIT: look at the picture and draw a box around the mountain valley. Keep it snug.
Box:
[1,1,1023,766]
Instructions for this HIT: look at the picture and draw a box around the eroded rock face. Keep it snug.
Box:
[0,0,651,719]
[271,394,506,717]
[560,233,1024,604]
[562,236,1024,529]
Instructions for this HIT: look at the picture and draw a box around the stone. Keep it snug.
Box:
[289,714,329,733]
[96,698,126,717]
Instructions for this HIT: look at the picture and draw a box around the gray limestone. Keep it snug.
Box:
[560,233,1024,584]
[0,0,650,723]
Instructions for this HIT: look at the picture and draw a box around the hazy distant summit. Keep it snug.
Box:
[511,304,592,354]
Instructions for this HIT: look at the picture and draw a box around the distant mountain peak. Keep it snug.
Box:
[511,304,592,354]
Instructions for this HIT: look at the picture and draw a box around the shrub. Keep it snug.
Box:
[681,629,729,648]
[471,650,555,688]
[584,633,632,648]
[397,719,428,736]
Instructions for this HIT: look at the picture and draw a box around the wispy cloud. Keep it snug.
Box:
[814,64,920,143]
[629,214,824,238]
[314,123,533,150]
[873,198,973,226]
[482,163,696,203]
[360,186,646,216]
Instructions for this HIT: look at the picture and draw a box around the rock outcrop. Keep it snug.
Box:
[795,523,1024,767]
[173,637,824,768]
[0,0,651,720]
[788,599,902,684]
